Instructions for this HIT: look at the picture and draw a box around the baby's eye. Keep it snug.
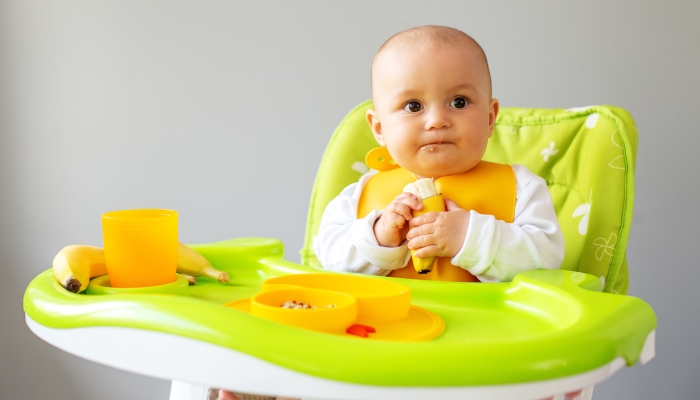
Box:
[403,101,423,113]
[450,97,467,109]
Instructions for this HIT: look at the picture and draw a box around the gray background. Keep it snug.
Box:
[1,1,698,399]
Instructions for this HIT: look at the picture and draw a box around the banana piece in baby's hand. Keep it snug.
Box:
[403,178,438,200]
[403,178,445,274]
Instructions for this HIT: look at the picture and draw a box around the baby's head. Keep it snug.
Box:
[367,26,499,179]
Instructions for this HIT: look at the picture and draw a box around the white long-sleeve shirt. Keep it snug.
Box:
[312,164,564,282]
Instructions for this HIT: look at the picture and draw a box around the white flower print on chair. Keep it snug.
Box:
[540,141,559,162]
[608,130,626,170]
[573,203,591,235]
[593,232,617,261]
[585,113,600,129]
[573,191,592,235]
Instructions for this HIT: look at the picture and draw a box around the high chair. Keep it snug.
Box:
[24,101,656,400]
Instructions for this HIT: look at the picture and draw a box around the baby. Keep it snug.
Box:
[221,25,564,400]
[313,25,565,282]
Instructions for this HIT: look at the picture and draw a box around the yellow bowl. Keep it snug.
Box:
[262,274,410,322]
[251,288,357,334]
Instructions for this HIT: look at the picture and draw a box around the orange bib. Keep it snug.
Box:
[357,161,516,282]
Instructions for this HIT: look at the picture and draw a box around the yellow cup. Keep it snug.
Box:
[102,209,178,288]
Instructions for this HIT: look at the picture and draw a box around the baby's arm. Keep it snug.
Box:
[313,176,413,274]
[452,165,565,281]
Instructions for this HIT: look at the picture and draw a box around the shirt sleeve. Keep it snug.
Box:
[451,164,565,282]
[313,172,411,275]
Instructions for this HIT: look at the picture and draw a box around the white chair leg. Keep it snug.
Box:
[169,380,208,400]
[580,385,594,400]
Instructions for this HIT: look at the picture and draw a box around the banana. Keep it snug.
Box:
[181,273,197,285]
[403,179,446,274]
[176,242,229,283]
[404,179,437,201]
[53,242,227,293]
[53,245,108,293]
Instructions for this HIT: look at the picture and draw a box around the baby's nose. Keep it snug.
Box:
[424,107,451,130]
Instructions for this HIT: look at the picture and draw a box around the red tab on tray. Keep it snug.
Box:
[346,324,376,337]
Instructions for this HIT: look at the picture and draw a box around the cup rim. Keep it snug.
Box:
[102,208,178,221]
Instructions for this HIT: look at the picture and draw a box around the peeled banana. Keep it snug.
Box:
[53,242,229,293]
[403,178,446,274]
[404,179,438,201]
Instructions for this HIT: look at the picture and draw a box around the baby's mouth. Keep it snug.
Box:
[420,141,449,151]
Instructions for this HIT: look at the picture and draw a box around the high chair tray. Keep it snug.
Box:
[24,238,656,391]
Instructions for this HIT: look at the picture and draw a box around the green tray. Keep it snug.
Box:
[24,237,656,386]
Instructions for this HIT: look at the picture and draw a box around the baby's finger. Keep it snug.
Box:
[386,201,413,221]
[409,212,439,227]
[444,197,462,211]
[383,212,406,230]
[407,232,436,250]
[395,192,423,210]
[413,244,440,258]
[406,223,435,241]
[395,192,420,202]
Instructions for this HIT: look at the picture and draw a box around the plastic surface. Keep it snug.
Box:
[86,274,191,297]
[365,147,398,171]
[27,317,629,399]
[102,209,178,288]
[24,237,656,387]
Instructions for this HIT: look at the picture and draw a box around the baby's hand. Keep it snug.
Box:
[374,192,423,248]
[406,198,470,259]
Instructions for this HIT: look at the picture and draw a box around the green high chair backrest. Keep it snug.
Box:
[302,100,638,294]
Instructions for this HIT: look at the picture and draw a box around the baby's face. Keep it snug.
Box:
[367,42,498,179]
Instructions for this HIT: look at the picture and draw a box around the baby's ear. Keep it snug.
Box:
[366,108,385,145]
[488,98,500,136]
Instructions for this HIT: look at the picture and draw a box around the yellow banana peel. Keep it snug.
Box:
[53,245,107,293]
[411,194,445,274]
